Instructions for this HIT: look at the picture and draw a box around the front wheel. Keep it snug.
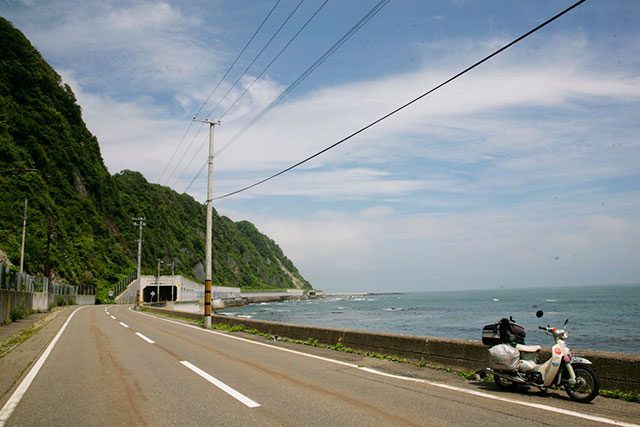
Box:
[565,364,599,403]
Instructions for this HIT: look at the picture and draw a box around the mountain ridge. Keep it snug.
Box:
[0,17,311,298]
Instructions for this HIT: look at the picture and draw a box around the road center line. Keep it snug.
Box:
[0,306,87,427]
[119,322,129,328]
[180,361,260,408]
[135,332,155,344]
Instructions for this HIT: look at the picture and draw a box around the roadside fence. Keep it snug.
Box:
[109,270,137,299]
[0,262,95,295]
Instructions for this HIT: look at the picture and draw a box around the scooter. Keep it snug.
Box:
[481,310,600,403]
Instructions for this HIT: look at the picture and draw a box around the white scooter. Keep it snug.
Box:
[481,310,599,403]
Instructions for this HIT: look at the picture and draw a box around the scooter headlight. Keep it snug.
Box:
[562,331,569,339]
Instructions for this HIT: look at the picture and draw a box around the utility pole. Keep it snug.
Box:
[133,217,145,308]
[156,259,163,303]
[19,199,27,273]
[192,117,220,329]
[170,261,175,302]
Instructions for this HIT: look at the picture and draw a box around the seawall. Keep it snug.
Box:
[144,306,640,392]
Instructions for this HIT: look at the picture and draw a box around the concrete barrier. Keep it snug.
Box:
[144,307,640,392]
[1,289,95,323]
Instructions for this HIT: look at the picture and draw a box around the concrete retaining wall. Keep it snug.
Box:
[1,289,94,324]
[144,307,640,392]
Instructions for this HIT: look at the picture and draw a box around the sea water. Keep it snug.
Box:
[219,283,640,354]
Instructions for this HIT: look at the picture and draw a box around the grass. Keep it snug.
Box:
[0,324,44,359]
[599,389,640,403]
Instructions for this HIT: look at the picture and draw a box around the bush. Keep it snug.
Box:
[10,304,28,322]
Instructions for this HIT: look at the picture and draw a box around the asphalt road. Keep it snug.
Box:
[1,305,639,426]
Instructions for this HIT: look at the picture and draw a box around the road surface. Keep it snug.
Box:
[1,305,638,426]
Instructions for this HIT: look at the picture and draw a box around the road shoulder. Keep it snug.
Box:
[0,306,75,406]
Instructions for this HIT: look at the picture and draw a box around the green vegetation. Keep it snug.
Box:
[0,18,311,300]
[599,389,640,403]
[6,304,33,324]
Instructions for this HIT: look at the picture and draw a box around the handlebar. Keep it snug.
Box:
[539,326,547,330]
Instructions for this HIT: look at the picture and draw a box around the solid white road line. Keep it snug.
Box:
[180,361,260,408]
[0,306,87,427]
[356,367,638,427]
[119,322,129,328]
[133,307,639,427]
[135,332,155,344]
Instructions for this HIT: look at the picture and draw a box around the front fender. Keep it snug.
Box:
[570,356,592,365]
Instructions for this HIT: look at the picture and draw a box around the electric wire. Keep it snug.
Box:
[203,0,306,120]
[181,0,391,194]
[159,0,281,186]
[174,0,319,191]
[194,0,282,120]
[213,0,391,159]
[211,0,587,201]
[219,0,330,121]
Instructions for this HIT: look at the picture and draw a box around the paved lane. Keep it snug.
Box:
[2,305,639,426]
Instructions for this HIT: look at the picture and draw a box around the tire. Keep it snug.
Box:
[565,364,599,403]
[494,374,520,390]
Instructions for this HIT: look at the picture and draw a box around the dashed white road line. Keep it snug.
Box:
[119,322,129,328]
[180,361,260,408]
[135,332,155,344]
[110,315,116,320]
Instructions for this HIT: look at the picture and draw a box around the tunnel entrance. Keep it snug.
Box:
[143,285,178,302]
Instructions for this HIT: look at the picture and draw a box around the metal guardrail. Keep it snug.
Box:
[0,262,95,295]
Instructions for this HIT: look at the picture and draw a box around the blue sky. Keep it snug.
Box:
[2,0,639,292]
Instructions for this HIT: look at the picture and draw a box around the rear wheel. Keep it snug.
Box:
[494,374,520,390]
[565,364,599,403]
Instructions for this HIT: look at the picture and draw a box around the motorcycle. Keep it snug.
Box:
[480,310,600,403]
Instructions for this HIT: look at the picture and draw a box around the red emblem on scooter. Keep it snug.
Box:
[554,347,562,355]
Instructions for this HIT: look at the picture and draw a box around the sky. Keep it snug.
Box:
[2,0,639,293]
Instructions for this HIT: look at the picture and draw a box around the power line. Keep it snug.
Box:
[181,0,391,194]
[173,0,313,191]
[195,0,282,119]
[159,0,281,186]
[211,0,588,201]
[219,0,330,120]
[214,0,391,159]
[157,121,194,184]
[203,0,306,120]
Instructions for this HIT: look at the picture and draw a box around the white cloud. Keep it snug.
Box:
[221,196,640,292]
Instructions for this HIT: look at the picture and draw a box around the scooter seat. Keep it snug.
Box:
[516,344,541,353]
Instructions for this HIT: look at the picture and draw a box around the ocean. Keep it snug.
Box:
[219,283,640,354]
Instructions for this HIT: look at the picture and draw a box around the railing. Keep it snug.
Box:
[109,270,137,299]
[0,262,95,295]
